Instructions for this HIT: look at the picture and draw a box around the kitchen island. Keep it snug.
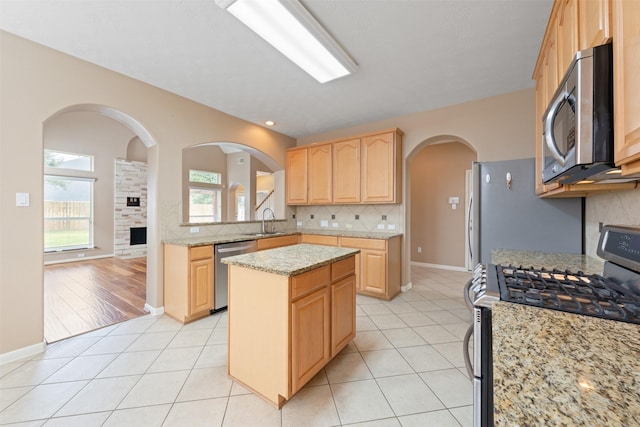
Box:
[222,243,359,407]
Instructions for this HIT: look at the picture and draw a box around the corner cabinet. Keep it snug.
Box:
[286,128,403,205]
[339,236,402,300]
[613,0,640,175]
[532,0,639,197]
[163,244,214,323]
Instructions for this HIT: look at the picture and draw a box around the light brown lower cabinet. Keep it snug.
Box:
[256,234,300,251]
[228,255,356,408]
[340,235,402,300]
[163,244,214,323]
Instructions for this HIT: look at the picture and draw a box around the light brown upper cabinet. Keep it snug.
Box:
[557,0,579,79]
[286,147,308,205]
[332,138,361,204]
[286,128,403,206]
[532,0,637,197]
[361,131,402,203]
[613,0,640,175]
[308,144,333,204]
[580,0,612,49]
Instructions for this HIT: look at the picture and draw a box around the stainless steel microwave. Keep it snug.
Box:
[542,43,614,184]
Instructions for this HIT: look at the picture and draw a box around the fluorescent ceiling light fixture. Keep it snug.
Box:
[216,0,357,83]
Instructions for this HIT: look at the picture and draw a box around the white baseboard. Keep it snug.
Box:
[144,303,164,316]
[0,341,46,365]
[44,253,115,265]
[410,261,467,272]
[401,282,412,292]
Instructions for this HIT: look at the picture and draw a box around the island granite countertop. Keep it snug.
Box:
[492,249,604,275]
[163,229,402,247]
[222,243,360,276]
[492,301,640,426]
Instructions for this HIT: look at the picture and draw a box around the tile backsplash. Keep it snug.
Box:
[295,205,404,233]
[585,188,640,258]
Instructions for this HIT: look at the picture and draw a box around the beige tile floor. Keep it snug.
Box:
[0,266,473,426]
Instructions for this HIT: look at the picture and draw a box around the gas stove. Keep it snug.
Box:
[468,224,640,324]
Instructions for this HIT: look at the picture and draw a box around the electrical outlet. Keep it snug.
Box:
[332,222,339,228]
[377,224,385,230]
[77,253,85,258]
[297,221,303,227]
[387,224,396,230]
[345,223,352,229]
[190,227,199,233]
[417,246,422,253]
[320,220,329,228]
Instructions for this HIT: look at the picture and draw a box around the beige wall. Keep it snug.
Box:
[44,111,135,262]
[0,31,295,356]
[410,142,477,267]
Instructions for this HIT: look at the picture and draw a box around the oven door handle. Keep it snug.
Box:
[463,323,474,380]
[463,278,474,311]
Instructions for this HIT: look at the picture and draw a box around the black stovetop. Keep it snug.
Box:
[496,264,640,324]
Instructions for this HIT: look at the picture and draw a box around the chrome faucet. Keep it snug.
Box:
[261,208,276,234]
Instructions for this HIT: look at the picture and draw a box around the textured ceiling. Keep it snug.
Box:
[0,0,553,138]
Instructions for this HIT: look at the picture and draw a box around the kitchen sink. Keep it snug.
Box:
[241,232,284,237]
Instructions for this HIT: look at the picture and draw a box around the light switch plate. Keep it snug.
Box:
[16,192,30,207]
[320,220,329,228]
[377,224,385,230]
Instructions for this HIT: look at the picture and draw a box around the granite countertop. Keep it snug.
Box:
[162,231,300,247]
[221,243,359,276]
[163,229,402,247]
[300,229,402,240]
[492,249,604,275]
[492,302,640,426]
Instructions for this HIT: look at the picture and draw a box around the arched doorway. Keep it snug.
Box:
[406,136,477,273]
[42,105,158,342]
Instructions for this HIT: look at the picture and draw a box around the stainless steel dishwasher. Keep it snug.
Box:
[213,240,257,312]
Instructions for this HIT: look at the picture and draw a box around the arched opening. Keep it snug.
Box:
[406,135,477,278]
[42,105,158,342]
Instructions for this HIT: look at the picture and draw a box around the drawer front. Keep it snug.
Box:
[291,265,331,301]
[300,234,339,246]
[190,245,213,261]
[331,256,355,282]
[340,237,386,251]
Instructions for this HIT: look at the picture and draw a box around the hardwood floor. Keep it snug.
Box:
[44,256,147,343]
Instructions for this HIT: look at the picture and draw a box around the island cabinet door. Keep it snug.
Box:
[331,275,356,357]
[291,287,330,394]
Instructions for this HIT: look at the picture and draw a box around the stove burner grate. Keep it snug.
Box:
[497,265,640,324]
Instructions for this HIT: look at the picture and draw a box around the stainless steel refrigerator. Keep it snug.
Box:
[470,158,583,266]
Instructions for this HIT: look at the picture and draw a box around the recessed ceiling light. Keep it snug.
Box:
[216,0,357,83]
[265,120,275,126]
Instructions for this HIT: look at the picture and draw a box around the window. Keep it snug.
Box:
[189,188,222,223]
[188,169,223,223]
[44,176,94,251]
[44,149,93,172]
[189,169,221,185]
